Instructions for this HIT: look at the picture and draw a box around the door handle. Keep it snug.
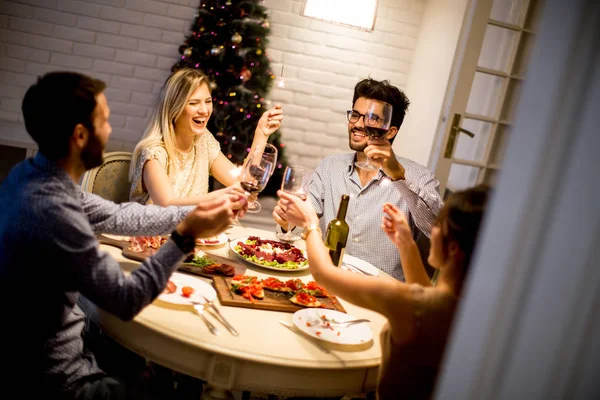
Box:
[444,113,476,158]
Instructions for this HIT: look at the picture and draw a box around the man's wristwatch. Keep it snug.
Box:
[301,223,322,240]
[171,230,195,253]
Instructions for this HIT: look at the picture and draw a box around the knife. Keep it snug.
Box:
[278,320,330,354]
[342,262,376,276]
[201,296,239,336]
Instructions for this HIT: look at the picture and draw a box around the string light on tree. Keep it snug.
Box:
[172,0,288,195]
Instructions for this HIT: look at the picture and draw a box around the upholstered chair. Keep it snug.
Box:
[81,151,132,203]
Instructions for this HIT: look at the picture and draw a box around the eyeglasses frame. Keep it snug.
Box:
[346,109,383,126]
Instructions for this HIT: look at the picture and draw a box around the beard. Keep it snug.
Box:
[348,127,368,152]
[81,129,105,170]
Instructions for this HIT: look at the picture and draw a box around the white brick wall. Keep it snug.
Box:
[0,0,427,166]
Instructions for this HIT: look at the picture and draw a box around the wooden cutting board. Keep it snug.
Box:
[97,234,131,249]
[97,234,246,279]
[213,276,347,314]
[177,253,247,279]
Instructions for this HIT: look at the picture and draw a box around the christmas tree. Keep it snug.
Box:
[172,0,287,197]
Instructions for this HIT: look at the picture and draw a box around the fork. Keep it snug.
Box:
[192,303,220,335]
[201,296,239,336]
[311,316,371,327]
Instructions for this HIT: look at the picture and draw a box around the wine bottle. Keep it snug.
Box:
[324,194,350,267]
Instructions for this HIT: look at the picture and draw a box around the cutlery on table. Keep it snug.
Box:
[192,303,220,336]
[341,263,366,275]
[342,262,376,276]
[278,320,330,354]
[309,318,371,328]
[201,295,239,336]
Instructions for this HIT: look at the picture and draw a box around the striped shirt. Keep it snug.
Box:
[0,153,193,395]
[308,153,442,280]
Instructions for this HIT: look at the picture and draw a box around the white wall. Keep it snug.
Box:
[394,0,470,168]
[0,0,429,169]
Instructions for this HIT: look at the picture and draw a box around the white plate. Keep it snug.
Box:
[229,236,309,272]
[342,254,380,277]
[102,234,131,241]
[196,232,228,246]
[157,272,216,305]
[292,308,373,345]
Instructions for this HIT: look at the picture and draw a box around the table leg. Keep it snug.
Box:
[200,386,234,400]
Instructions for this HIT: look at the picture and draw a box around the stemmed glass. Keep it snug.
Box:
[245,143,278,213]
[276,166,310,242]
[238,143,277,214]
[354,100,393,171]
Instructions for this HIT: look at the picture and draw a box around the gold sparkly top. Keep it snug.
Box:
[129,132,221,204]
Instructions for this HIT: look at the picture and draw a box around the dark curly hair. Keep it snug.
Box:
[352,78,410,136]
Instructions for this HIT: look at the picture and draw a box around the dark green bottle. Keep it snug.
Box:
[324,194,350,267]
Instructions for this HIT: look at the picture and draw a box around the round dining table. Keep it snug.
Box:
[84,225,390,399]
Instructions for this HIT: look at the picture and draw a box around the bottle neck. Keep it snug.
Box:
[337,196,349,220]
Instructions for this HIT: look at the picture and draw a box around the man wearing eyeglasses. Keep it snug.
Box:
[273,78,443,281]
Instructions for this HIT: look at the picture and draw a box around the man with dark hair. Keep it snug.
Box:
[274,78,443,281]
[0,71,245,399]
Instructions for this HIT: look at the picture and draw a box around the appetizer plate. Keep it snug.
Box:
[229,236,309,272]
[292,308,373,345]
[157,272,217,305]
[196,232,228,247]
[342,254,380,277]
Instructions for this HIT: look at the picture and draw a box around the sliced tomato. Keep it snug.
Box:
[262,277,285,290]
[285,278,304,291]
[164,280,177,294]
[181,286,195,297]
[296,291,317,305]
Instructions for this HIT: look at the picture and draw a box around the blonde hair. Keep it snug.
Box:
[129,68,210,181]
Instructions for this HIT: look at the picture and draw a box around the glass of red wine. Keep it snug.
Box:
[245,143,278,213]
[354,100,393,171]
[276,166,310,242]
[238,144,277,214]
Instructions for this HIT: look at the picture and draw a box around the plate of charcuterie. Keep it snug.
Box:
[229,236,309,272]
[157,272,217,305]
[196,232,228,247]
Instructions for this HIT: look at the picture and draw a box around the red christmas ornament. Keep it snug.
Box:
[240,67,252,82]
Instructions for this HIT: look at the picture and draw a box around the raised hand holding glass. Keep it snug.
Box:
[276,166,310,242]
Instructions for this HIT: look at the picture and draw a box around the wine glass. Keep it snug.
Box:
[276,166,310,242]
[354,100,393,171]
[238,144,276,214]
[246,143,278,213]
